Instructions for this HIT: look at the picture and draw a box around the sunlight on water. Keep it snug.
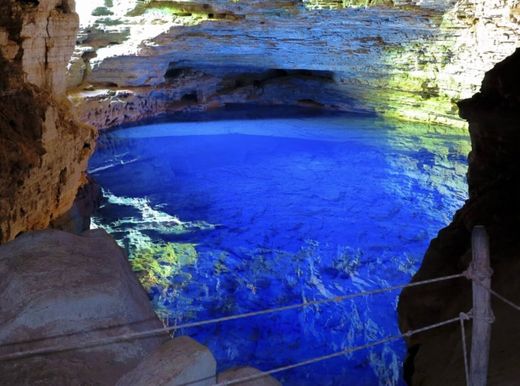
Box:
[89,113,469,385]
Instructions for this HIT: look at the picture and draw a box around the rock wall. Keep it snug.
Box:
[68,0,445,129]
[68,0,520,130]
[0,0,96,243]
[372,0,520,126]
[398,48,520,385]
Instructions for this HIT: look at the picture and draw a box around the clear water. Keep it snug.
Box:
[89,113,469,385]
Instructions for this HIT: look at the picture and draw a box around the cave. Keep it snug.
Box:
[1,0,520,385]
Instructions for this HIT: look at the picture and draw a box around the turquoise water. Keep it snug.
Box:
[89,113,469,385]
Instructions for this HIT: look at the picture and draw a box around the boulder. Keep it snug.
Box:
[116,336,217,386]
[0,229,169,385]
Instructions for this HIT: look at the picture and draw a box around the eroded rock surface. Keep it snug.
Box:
[398,48,520,385]
[0,0,96,243]
[50,176,102,234]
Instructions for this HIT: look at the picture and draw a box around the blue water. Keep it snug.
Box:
[89,114,469,385]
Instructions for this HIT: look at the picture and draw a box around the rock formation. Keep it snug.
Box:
[0,0,96,243]
[68,0,520,130]
[115,336,216,386]
[0,230,169,385]
[378,0,520,125]
[398,48,520,385]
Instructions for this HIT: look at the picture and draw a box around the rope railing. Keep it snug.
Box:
[216,313,472,386]
[1,226,506,386]
[139,312,473,386]
[0,271,465,363]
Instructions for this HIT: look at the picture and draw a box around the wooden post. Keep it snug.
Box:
[470,226,493,386]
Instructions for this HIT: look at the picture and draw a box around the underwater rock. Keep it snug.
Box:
[0,229,169,385]
[116,336,217,386]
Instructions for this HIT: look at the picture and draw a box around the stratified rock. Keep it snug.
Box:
[0,229,169,385]
[398,48,520,385]
[0,0,96,243]
[69,0,520,130]
[218,367,282,386]
[3,0,79,94]
[116,336,217,386]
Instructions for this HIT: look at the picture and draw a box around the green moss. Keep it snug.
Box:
[357,37,469,130]
[127,0,214,19]
[131,242,198,292]
[95,17,124,26]
[358,7,474,131]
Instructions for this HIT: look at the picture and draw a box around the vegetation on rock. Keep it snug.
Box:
[131,242,198,292]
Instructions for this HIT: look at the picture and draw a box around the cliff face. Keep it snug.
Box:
[0,0,96,243]
[398,48,520,385]
[372,0,520,125]
[68,0,520,130]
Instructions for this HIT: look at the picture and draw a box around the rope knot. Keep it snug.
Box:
[472,308,495,324]
[459,311,472,321]
[463,264,493,282]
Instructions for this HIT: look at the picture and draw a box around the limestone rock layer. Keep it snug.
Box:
[69,0,520,130]
[0,0,96,243]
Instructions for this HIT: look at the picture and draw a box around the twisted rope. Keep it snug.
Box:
[475,281,520,313]
[459,311,472,386]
